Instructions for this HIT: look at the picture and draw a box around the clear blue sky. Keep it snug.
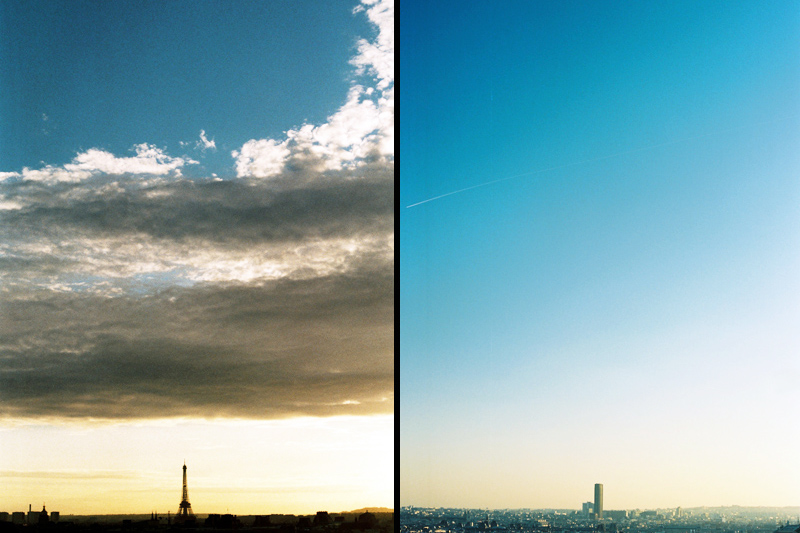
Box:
[400,0,800,509]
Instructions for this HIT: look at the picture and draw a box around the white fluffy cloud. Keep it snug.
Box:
[198,130,216,151]
[233,139,292,179]
[14,144,197,184]
[352,0,394,91]
[0,172,21,181]
[232,0,394,179]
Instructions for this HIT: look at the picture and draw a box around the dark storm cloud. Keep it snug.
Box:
[1,168,393,245]
[0,157,393,420]
[0,164,393,286]
[0,263,393,419]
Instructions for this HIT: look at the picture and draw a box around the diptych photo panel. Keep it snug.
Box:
[400,0,799,526]
[1,0,393,526]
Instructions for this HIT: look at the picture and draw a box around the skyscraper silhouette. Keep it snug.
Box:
[177,462,194,520]
[594,483,603,520]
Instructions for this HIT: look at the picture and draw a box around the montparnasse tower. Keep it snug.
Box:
[177,462,193,520]
[594,483,603,520]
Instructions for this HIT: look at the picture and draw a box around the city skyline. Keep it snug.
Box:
[4,491,394,530]
[0,0,393,515]
[400,504,800,533]
[400,0,800,510]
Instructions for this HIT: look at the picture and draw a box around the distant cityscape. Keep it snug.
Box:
[0,507,394,533]
[401,484,800,533]
[2,464,394,532]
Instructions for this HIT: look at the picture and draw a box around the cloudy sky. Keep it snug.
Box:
[401,0,799,510]
[0,0,392,514]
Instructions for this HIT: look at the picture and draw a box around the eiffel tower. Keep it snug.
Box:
[176,462,193,521]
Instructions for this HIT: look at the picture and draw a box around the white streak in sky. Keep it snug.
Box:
[406,116,792,208]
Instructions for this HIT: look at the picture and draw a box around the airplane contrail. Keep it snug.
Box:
[405,116,792,209]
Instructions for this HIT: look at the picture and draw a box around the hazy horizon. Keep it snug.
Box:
[400,499,800,513]
[13,506,396,519]
[401,504,800,512]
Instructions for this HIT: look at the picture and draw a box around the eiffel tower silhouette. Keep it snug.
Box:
[177,462,193,521]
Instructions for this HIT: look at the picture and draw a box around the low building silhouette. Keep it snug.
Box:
[38,505,49,525]
[252,516,272,527]
[313,512,331,526]
[356,512,378,530]
[205,513,242,529]
[25,505,51,526]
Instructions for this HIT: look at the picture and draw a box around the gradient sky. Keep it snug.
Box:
[0,0,393,515]
[400,0,799,510]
